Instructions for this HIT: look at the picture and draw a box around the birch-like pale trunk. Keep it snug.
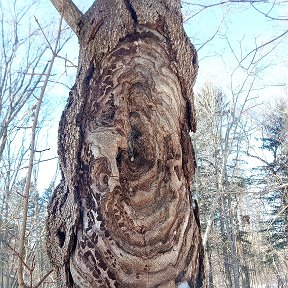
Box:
[46,0,205,287]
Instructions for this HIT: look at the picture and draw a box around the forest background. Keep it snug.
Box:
[0,0,287,287]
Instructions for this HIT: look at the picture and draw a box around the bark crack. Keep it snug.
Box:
[186,99,195,133]
[124,0,138,25]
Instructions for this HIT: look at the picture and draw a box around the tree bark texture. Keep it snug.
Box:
[46,0,204,287]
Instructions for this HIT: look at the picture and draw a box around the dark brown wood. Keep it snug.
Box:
[46,0,205,287]
[50,0,82,35]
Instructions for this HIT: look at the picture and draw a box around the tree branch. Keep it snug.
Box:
[33,270,54,288]
[50,0,83,35]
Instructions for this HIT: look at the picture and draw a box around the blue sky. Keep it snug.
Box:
[182,2,288,94]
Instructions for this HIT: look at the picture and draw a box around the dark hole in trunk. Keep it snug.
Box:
[57,230,66,248]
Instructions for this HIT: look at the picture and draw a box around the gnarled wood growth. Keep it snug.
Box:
[46,0,204,287]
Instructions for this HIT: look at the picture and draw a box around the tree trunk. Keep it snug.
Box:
[219,205,232,288]
[206,243,214,288]
[46,0,204,287]
[225,197,240,288]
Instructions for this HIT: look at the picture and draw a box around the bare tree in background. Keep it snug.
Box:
[191,83,256,288]
[249,99,288,286]
[0,1,74,287]
[17,13,68,288]
[0,3,50,287]
[183,2,288,285]
[46,0,205,287]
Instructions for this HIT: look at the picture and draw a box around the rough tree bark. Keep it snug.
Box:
[46,0,205,287]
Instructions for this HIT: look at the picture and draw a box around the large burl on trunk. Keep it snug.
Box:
[46,0,204,287]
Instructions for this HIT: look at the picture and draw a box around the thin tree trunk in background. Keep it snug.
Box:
[225,197,240,288]
[207,243,214,288]
[0,235,3,288]
[219,205,232,288]
[17,16,63,286]
[1,176,13,288]
[241,265,251,288]
[0,191,6,288]
[239,215,251,288]
[47,0,205,287]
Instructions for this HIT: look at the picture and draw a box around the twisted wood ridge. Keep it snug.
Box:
[46,0,204,287]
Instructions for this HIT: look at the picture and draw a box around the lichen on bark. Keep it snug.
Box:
[46,0,205,287]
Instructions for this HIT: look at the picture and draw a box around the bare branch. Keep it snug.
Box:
[33,270,54,288]
[17,14,65,288]
[7,243,31,272]
[251,2,288,21]
[183,0,269,19]
[50,0,83,36]
[34,17,53,52]
[239,29,288,67]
